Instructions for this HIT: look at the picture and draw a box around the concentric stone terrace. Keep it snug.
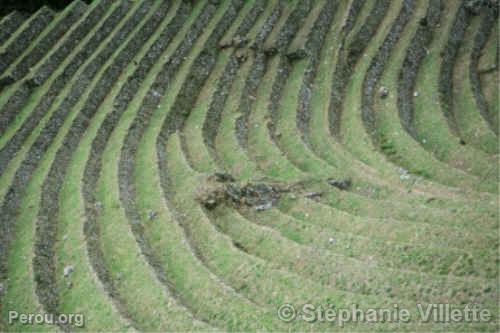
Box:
[0,0,498,331]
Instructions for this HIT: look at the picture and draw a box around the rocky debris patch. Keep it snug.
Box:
[199,177,289,211]
[327,178,352,190]
[199,173,354,210]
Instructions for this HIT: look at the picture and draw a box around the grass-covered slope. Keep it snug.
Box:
[0,0,498,331]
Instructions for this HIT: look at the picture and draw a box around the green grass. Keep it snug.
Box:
[0,6,132,322]
[0,1,121,201]
[0,0,498,331]
[366,1,496,194]
[413,1,497,183]
[452,16,497,153]
[55,1,178,330]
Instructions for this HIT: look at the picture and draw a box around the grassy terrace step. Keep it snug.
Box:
[219,0,492,274]
[439,3,495,153]
[0,0,130,319]
[214,0,490,224]
[241,200,497,282]
[148,0,295,328]
[162,133,496,332]
[0,0,115,171]
[212,205,496,309]
[478,15,498,130]
[0,11,27,45]
[215,3,282,174]
[452,12,497,153]
[119,0,285,329]
[0,0,128,197]
[470,9,498,134]
[197,0,269,170]
[0,1,88,87]
[159,0,497,306]
[82,1,218,330]
[154,1,497,330]
[316,185,497,231]
[33,0,157,328]
[243,0,474,205]
[209,0,494,282]
[244,0,312,180]
[184,0,494,280]
[72,2,214,330]
[28,0,114,88]
[0,0,497,330]
[261,0,297,52]
[326,0,497,197]
[271,0,353,176]
[0,0,122,191]
[275,196,496,279]
[173,0,492,294]
[361,0,497,196]
[411,1,497,183]
[112,0,262,329]
[301,0,478,205]
[186,0,275,171]
[0,6,54,75]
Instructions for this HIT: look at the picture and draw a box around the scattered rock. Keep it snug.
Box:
[328,237,336,245]
[286,49,308,61]
[67,281,73,289]
[94,201,102,210]
[327,178,352,190]
[63,265,74,278]
[0,283,4,295]
[304,192,323,199]
[264,47,278,57]
[413,91,419,97]
[214,172,235,183]
[199,179,288,211]
[255,202,272,211]
[203,198,218,210]
[148,210,158,220]
[398,167,411,181]
[378,86,389,98]
[62,234,68,241]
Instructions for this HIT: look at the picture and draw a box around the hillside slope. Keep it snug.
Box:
[0,0,498,331]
